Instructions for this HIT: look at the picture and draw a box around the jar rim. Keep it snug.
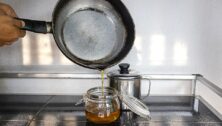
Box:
[86,87,118,102]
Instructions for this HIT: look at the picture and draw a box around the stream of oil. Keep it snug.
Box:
[101,70,105,97]
[100,70,106,115]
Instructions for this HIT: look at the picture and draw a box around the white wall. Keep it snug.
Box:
[121,0,222,89]
[0,0,222,88]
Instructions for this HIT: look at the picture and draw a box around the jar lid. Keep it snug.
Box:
[108,63,140,78]
[119,94,150,119]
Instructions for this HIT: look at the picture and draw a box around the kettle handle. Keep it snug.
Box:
[141,77,152,100]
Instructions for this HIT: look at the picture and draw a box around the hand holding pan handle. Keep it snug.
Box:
[15,18,52,34]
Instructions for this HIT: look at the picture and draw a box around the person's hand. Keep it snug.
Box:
[0,2,26,46]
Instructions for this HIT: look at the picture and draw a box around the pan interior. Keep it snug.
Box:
[62,9,125,61]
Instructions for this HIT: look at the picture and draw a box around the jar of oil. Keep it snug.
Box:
[84,87,120,124]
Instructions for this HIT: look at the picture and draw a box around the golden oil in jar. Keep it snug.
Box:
[84,87,120,124]
[85,109,120,124]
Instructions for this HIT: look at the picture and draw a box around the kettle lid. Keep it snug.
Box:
[108,63,140,77]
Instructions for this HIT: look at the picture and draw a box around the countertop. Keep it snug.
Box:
[0,95,221,126]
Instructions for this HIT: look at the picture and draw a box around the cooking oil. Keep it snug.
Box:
[100,70,106,111]
[101,70,105,97]
[85,109,120,124]
[84,86,121,124]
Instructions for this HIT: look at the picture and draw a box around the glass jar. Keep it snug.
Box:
[84,87,120,124]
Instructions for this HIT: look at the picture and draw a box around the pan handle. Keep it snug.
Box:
[16,18,52,34]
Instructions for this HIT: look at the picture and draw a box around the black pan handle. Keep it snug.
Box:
[16,18,52,34]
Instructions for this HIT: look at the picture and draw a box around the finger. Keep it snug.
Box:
[12,24,26,38]
[0,3,17,17]
[0,26,22,42]
[0,41,15,46]
[5,42,13,45]
[13,18,24,28]
[1,37,18,44]
[1,15,25,29]
[1,16,26,37]
[8,6,17,17]
[11,26,26,38]
[0,15,12,22]
[0,43,5,47]
[0,9,6,15]
[19,29,26,37]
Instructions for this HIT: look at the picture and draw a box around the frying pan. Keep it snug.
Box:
[18,0,135,70]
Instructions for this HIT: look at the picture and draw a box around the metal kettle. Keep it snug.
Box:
[108,63,151,110]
